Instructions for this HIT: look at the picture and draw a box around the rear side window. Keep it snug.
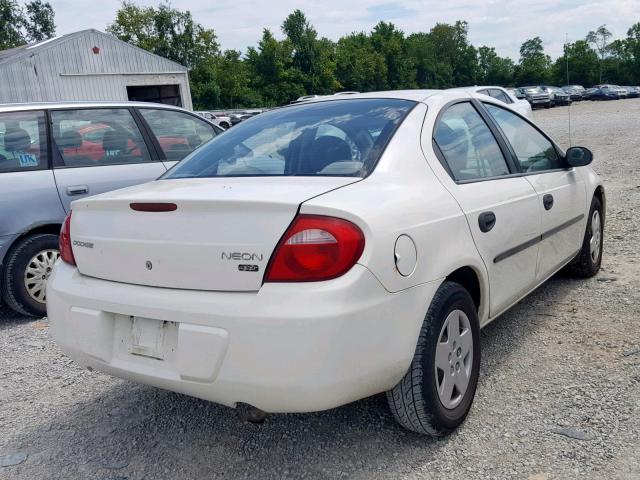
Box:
[163,98,415,179]
[434,102,510,181]
[51,109,151,167]
[0,111,48,173]
[139,109,217,162]
[484,104,562,172]
[489,89,513,104]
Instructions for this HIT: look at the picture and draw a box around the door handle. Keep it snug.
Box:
[543,194,554,210]
[66,185,89,196]
[478,211,496,233]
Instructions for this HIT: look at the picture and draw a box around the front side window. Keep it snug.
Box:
[484,104,562,172]
[434,102,510,181]
[139,109,217,162]
[0,110,48,173]
[163,99,415,179]
[51,109,151,167]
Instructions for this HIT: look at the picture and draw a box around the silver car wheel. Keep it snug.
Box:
[24,249,59,304]
[589,210,602,263]
[434,309,474,410]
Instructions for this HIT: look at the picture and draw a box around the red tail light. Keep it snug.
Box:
[265,215,365,282]
[59,212,76,266]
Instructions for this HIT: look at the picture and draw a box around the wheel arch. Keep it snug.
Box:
[443,264,489,323]
[592,185,605,222]
[1,223,62,290]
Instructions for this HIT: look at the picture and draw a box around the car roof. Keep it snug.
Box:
[296,89,441,104]
[0,101,195,114]
[450,86,507,92]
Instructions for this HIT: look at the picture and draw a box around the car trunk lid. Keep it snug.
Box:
[70,177,359,291]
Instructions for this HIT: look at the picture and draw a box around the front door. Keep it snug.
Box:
[482,103,587,281]
[49,108,167,212]
[432,101,542,317]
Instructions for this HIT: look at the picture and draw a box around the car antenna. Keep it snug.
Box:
[566,33,573,147]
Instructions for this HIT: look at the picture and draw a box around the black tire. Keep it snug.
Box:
[219,122,230,129]
[386,281,481,435]
[2,234,59,318]
[565,196,603,278]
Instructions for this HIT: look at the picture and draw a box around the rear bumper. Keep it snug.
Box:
[48,262,438,412]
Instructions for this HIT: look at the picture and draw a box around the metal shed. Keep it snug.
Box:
[0,29,193,110]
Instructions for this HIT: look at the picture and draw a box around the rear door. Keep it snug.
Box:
[0,110,66,237]
[432,101,542,317]
[136,108,218,171]
[50,108,167,212]
[483,103,586,281]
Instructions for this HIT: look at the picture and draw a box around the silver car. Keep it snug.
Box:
[0,101,221,317]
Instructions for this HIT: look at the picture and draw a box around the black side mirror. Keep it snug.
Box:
[565,146,593,167]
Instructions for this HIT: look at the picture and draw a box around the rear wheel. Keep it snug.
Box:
[386,281,480,435]
[2,234,59,317]
[565,196,603,278]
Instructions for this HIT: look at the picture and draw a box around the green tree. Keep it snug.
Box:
[215,49,261,108]
[370,21,414,89]
[24,0,54,42]
[516,37,551,85]
[281,10,340,94]
[586,25,612,83]
[478,46,514,85]
[551,40,599,86]
[245,29,304,106]
[428,21,478,87]
[107,2,218,69]
[405,32,445,88]
[0,0,55,49]
[335,32,387,91]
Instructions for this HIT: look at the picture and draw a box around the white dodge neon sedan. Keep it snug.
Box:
[48,90,604,435]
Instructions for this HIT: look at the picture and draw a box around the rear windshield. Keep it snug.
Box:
[163,98,415,179]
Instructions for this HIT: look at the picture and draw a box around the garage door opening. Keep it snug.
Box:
[127,85,182,107]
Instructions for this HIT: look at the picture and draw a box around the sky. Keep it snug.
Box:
[50,0,640,61]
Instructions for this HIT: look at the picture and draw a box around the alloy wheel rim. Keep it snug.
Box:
[24,249,60,304]
[434,309,473,410]
[589,210,602,263]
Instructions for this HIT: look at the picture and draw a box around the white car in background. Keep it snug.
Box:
[196,111,232,129]
[456,86,533,118]
[48,90,604,436]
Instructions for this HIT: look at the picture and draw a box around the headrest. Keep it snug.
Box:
[58,130,83,149]
[4,128,31,152]
[102,130,127,156]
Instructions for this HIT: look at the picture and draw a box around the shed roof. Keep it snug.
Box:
[0,29,187,71]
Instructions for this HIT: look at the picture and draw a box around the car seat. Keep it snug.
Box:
[302,136,352,174]
[101,130,130,164]
[2,128,37,169]
[57,130,91,166]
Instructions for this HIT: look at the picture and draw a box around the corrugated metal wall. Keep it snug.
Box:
[0,30,192,109]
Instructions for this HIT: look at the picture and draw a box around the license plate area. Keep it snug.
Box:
[128,316,176,360]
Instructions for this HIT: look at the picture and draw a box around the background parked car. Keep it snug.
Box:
[196,111,232,129]
[584,87,619,101]
[561,85,584,101]
[457,86,532,118]
[623,86,640,98]
[541,86,572,106]
[596,85,627,98]
[518,86,552,108]
[0,102,221,317]
[507,88,526,100]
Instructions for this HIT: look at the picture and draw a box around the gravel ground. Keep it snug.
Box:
[1,99,639,480]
